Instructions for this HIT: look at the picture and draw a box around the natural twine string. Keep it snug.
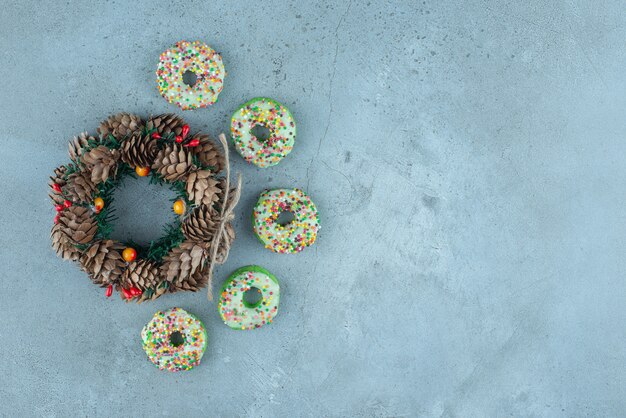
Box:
[206,133,242,300]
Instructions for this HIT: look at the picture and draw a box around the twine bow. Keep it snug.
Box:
[206,133,242,300]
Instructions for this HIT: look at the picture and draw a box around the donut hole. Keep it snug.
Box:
[276,210,295,227]
[250,124,271,142]
[243,287,263,308]
[169,331,185,347]
[182,70,198,87]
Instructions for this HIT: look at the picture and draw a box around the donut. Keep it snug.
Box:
[141,307,207,372]
[218,266,280,330]
[156,40,225,110]
[230,97,296,167]
[253,188,320,253]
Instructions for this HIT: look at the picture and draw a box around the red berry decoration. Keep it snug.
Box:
[151,132,161,139]
[55,204,63,212]
[63,200,72,208]
[52,183,62,192]
[121,288,132,299]
[54,214,60,224]
[183,138,200,148]
[129,286,143,297]
[181,124,190,139]
[175,135,183,144]
[105,284,113,298]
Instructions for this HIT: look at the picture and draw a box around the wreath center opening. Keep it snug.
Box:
[109,175,178,246]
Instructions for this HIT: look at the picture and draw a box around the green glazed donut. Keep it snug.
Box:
[218,266,280,330]
[141,307,207,372]
[230,97,296,167]
[253,188,320,254]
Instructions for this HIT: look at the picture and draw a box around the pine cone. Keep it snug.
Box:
[81,145,119,184]
[159,241,207,287]
[50,223,81,261]
[49,166,67,205]
[182,205,218,242]
[151,143,194,181]
[213,222,235,264]
[97,113,144,139]
[137,281,169,303]
[191,133,224,172]
[120,259,160,291]
[186,170,220,206]
[80,240,126,287]
[57,206,98,245]
[120,132,158,167]
[69,132,97,163]
[64,170,97,203]
[146,114,185,137]
[170,266,208,292]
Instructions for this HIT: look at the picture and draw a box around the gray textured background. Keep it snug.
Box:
[0,0,625,417]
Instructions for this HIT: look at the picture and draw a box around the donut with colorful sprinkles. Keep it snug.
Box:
[218,266,280,330]
[253,188,320,253]
[141,307,207,372]
[230,97,296,167]
[156,40,225,110]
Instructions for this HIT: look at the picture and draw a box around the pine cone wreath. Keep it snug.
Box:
[182,205,218,242]
[80,240,126,287]
[120,132,158,167]
[190,133,224,172]
[49,114,241,302]
[81,145,119,184]
[159,240,208,287]
[186,170,221,206]
[69,132,98,163]
[151,143,195,181]
[146,113,185,137]
[64,170,97,203]
[97,113,144,139]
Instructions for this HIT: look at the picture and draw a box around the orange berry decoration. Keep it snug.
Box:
[93,197,105,213]
[173,199,185,215]
[122,247,137,262]
[135,166,150,177]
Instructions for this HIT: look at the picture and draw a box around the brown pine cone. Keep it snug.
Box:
[80,240,126,287]
[186,170,221,206]
[120,132,158,168]
[136,281,169,303]
[212,222,235,264]
[159,241,207,287]
[49,166,68,205]
[151,143,194,181]
[182,205,218,242]
[50,223,81,261]
[120,259,160,291]
[170,267,208,292]
[146,114,185,137]
[57,206,98,244]
[190,133,224,172]
[81,145,120,184]
[64,170,97,203]
[97,113,144,139]
[69,132,97,163]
